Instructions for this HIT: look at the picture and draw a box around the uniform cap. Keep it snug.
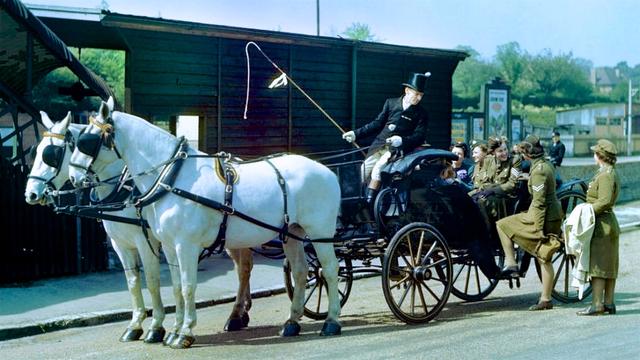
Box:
[590,139,617,155]
[519,135,544,158]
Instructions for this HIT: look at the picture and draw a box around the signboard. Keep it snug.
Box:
[487,89,508,137]
[451,118,467,144]
[473,117,484,140]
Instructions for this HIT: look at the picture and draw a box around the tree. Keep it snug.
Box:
[452,45,499,109]
[341,22,381,42]
[495,42,531,100]
[529,50,593,106]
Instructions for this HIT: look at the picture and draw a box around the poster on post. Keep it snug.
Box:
[451,118,467,144]
[487,89,508,137]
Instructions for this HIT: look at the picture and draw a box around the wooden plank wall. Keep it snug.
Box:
[122,28,459,156]
[0,158,108,284]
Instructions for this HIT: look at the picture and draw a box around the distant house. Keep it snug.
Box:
[556,103,640,137]
[590,67,624,94]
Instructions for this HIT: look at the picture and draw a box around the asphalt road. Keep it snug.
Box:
[1,229,638,360]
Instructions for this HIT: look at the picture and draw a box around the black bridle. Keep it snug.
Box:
[27,130,74,188]
[69,116,119,175]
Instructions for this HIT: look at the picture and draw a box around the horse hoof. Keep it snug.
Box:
[242,312,250,327]
[279,320,301,337]
[119,328,143,342]
[162,332,177,346]
[143,327,166,344]
[320,320,342,336]
[224,317,246,332]
[169,334,196,349]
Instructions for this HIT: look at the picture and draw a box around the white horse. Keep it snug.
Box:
[25,112,167,343]
[68,98,342,349]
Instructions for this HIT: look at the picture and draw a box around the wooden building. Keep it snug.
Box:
[43,12,467,156]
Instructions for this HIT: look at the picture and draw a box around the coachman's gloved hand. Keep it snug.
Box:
[342,131,356,143]
[386,135,402,148]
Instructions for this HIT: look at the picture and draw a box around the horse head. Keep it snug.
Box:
[69,97,119,188]
[25,111,80,205]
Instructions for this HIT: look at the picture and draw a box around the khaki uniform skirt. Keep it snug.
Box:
[497,214,562,256]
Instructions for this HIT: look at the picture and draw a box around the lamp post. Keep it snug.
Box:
[316,0,320,36]
[628,79,638,156]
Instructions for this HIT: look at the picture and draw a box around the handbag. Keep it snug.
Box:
[534,233,562,263]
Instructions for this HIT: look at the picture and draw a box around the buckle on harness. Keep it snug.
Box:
[177,151,188,159]
[225,184,233,193]
[223,206,235,215]
[283,214,290,224]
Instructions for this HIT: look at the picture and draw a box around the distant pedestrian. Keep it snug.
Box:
[577,139,621,316]
[549,131,565,167]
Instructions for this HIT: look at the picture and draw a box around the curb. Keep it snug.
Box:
[621,221,640,233]
[0,285,287,342]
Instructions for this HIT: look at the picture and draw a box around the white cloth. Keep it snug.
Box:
[562,203,595,299]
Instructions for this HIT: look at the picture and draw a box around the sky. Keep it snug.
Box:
[26,0,640,67]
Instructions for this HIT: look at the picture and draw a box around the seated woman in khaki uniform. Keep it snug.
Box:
[496,135,563,311]
[577,139,620,316]
[470,137,523,231]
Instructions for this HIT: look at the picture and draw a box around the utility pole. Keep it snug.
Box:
[316,0,320,36]
[628,79,638,156]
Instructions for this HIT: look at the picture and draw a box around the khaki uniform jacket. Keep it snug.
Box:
[587,164,620,278]
[496,157,563,254]
[474,154,522,196]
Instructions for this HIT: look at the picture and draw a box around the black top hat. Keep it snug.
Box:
[402,72,431,93]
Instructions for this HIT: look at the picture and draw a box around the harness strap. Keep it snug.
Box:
[265,159,290,242]
[136,207,159,258]
[199,159,236,262]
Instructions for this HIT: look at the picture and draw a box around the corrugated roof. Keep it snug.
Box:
[0,0,116,103]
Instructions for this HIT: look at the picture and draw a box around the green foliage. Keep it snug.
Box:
[452,45,499,109]
[342,22,381,42]
[31,48,124,120]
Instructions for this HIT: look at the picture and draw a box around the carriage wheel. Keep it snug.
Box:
[534,190,591,303]
[283,249,353,320]
[450,250,504,302]
[382,223,452,324]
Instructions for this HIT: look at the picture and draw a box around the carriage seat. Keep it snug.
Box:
[380,148,459,182]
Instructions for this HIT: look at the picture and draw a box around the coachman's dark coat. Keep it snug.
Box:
[354,96,428,157]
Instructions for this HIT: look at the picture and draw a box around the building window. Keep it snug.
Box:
[595,117,607,126]
[609,117,622,126]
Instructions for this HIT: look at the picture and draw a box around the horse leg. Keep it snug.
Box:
[310,241,342,336]
[137,236,166,344]
[280,229,307,337]
[224,248,253,331]
[162,244,183,347]
[170,241,201,349]
[111,239,146,342]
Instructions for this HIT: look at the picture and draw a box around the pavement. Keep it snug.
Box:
[1,198,639,342]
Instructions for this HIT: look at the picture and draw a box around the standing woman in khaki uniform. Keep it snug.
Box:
[496,135,564,310]
[577,139,621,315]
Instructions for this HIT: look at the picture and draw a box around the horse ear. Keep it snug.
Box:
[107,96,115,111]
[40,111,54,129]
[99,100,112,122]
[60,111,72,130]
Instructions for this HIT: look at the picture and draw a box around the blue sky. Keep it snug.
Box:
[28,0,640,67]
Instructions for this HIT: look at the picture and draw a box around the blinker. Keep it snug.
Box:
[42,145,64,168]
[77,133,102,157]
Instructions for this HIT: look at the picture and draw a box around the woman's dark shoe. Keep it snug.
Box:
[603,304,616,315]
[528,300,553,311]
[499,265,519,278]
[576,305,605,316]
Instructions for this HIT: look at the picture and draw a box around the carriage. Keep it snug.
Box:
[27,100,589,348]
[282,147,589,324]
